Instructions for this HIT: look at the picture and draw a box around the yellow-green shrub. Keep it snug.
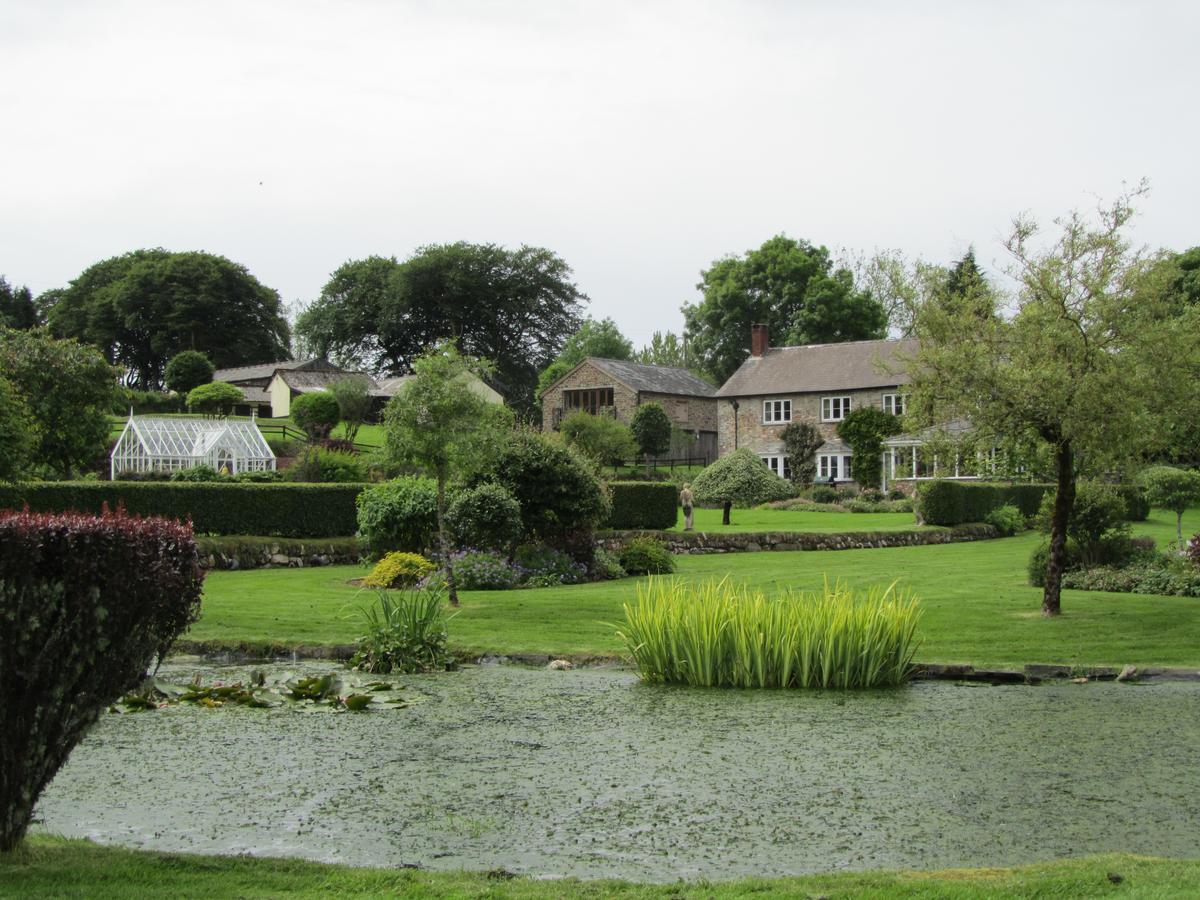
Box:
[361,552,436,589]
[619,578,920,689]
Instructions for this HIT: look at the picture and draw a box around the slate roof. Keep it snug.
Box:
[213,358,337,384]
[583,358,717,398]
[715,338,917,398]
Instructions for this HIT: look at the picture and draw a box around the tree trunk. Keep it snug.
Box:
[722,500,732,526]
[1042,441,1074,617]
[644,452,652,478]
[436,473,459,607]
[1178,510,1185,547]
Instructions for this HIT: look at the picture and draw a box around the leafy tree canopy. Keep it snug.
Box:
[682,235,886,384]
[46,249,290,390]
[298,243,586,414]
[164,350,214,395]
[0,277,40,330]
[536,316,634,401]
[186,381,243,415]
[0,376,36,482]
[906,184,1200,615]
[384,342,514,604]
[1139,465,1200,544]
[631,402,672,461]
[329,375,373,444]
[560,410,637,466]
[0,328,117,478]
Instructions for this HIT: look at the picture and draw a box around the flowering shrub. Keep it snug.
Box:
[362,552,436,589]
[514,543,587,585]
[1188,533,1200,568]
[450,550,522,590]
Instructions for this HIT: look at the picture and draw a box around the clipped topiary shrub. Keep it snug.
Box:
[691,448,795,524]
[0,507,204,850]
[291,390,341,440]
[355,476,438,557]
[361,552,437,589]
[618,536,676,576]
[186,381,243,414]
[607,481,678,530]
[446,483,523,552]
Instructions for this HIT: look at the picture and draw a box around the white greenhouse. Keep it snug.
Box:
[110,416,276,478]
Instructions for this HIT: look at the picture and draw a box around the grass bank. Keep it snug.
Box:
[2,838,1196,899]
[192,508,1200,668]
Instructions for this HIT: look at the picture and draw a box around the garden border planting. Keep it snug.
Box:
[598,523,997,554]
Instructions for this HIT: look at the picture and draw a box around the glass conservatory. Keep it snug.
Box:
[110,415,276,478]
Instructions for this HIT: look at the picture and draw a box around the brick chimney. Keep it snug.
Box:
[750,323,769,357]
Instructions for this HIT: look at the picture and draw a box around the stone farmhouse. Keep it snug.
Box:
[214,358,502,419]
[540,358,719,463]
[714,325,917,484]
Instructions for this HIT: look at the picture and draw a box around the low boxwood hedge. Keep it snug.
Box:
[0,481,367,537]
[607,481,678,530]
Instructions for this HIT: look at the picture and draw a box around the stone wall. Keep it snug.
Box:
[196,537,362,570]
[598,523,996,554]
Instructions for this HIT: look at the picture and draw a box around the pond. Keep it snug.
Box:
[33,661,1200,882]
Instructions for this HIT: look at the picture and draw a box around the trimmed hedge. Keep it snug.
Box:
[607,481,678,530]
[916,481,1054,526]
[0,482,367,537]
[917,479,1150,526]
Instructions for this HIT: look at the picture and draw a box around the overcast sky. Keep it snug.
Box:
[2,0,1196,347]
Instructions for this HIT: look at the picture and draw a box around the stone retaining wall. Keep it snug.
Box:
[597,523,997,554]
[196,538,361,571]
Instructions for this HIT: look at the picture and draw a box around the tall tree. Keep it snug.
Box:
[0,329,117,478]
[384,342,513,607]
[535,316,634,400]
[906,185,1200,616]
[683,235,886,384]
[46,249,290,390]
[635,330,693,370]
[0,277,41,330]
[297,243,586,414]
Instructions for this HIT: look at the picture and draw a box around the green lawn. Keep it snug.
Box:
[3,837,1197,899]
[192,508,1200,668]
[664,505,934,533]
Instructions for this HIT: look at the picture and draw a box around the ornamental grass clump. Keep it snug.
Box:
[618,578,920,689]
[350,587,454,674]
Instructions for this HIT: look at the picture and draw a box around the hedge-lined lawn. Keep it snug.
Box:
[194,508,1200,667]
[6,838,1197,899]
[663,506,930,533]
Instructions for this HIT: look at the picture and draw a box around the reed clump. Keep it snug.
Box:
[618,578,920,689]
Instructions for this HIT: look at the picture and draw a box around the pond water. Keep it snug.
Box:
[34,661,1200,882]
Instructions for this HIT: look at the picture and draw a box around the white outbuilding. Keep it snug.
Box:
[110,415,276,479]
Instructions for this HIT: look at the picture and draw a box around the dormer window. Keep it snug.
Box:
[821,396,852,422]
[762,399,791,424]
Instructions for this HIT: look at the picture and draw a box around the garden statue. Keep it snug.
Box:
[680,483,694,531]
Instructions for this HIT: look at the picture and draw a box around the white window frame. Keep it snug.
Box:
[762,399,792,424]
[817,452,854,482]
[821,396,852,422]
[882,393,906,416]
[760,454,791,481]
